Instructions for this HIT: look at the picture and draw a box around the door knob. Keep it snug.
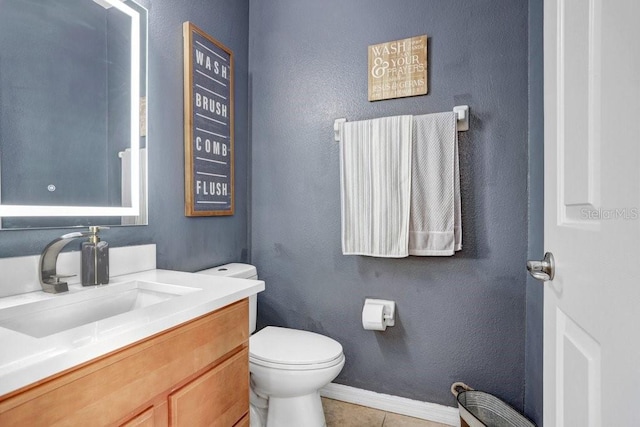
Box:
[527,252,555,281]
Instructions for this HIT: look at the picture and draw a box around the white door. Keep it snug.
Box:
[543,0,640,426]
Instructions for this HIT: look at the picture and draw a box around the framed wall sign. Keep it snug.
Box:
[183,22,234,216]
[368,35,428,101]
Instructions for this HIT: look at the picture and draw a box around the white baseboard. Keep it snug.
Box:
[320,383,460,427]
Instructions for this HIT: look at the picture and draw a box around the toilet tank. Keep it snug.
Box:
[197,263,258,333]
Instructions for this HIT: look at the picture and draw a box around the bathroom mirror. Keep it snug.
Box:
[0,0,147,229]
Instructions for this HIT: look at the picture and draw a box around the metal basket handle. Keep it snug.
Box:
[451,382,474,398]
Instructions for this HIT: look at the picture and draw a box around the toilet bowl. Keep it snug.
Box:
[250,327,345,426]
[197,264,345,427]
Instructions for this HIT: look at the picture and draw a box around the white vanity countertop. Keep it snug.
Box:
[0,269,264,396]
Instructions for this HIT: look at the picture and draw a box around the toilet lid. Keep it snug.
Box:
[250,326,343,366]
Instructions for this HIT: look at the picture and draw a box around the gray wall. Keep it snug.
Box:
[250,0,529,410]
[0,0,250,272]
[525,0,544,424]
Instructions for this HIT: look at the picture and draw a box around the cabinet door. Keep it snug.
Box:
[233,414,249,427]
[121,407,154,427]
[169,348,248,427]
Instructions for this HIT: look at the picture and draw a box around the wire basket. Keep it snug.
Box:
[451,382,536,427]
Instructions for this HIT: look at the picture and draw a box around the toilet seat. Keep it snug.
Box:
[250,354,344,371]
[250,326,344,371]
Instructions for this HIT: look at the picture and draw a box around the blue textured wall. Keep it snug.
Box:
[525,0,544,424]
[249,0,529,409]
[0,0,250,272]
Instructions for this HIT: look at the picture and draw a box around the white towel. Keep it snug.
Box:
[408,112,462,255]
[340,116,413,257]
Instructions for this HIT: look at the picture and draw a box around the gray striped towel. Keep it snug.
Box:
[339,115,413,257]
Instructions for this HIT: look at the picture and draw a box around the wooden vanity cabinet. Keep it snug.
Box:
[0,299,250,427]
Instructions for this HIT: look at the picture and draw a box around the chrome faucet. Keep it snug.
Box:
[39,231,91,293]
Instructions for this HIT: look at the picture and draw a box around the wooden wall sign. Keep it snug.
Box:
[368,35,428,101]
[183,22,234,216]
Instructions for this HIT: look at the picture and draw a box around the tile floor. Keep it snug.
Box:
[322,398,453,427]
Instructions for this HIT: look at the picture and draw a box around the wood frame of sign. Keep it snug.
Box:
[183,22,234,216]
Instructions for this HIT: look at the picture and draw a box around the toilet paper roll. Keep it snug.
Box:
[362,302,386,331]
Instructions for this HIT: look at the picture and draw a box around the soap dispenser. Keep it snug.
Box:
[81,226,109,286]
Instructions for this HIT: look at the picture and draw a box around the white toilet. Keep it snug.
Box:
[198,263,345,427]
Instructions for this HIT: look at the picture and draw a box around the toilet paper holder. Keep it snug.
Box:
[362,298,396,330]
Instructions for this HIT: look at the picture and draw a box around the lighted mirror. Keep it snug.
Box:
[0,0,147,229]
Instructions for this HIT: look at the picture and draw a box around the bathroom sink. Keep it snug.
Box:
[0,281,199,338]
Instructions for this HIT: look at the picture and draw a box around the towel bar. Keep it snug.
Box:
[333,105,469,142]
